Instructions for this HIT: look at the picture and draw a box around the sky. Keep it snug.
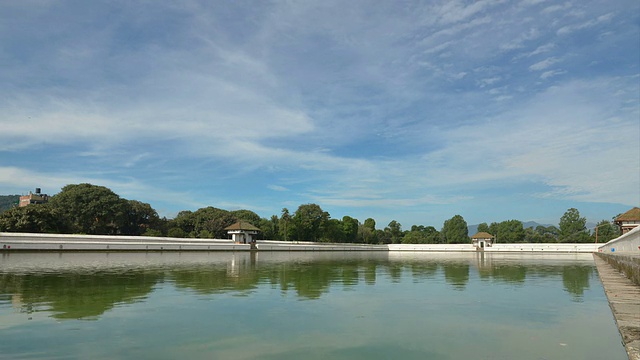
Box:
[1,0,639,229]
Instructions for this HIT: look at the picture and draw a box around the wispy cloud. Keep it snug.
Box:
[540,69,567,79]
[557,12,615,35]
[529,57,562,71]
[0,0,638,226]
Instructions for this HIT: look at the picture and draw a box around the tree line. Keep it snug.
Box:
[0,183,620,243]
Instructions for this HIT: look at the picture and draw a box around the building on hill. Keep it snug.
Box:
[225,221,261,245]
[614,207,640,234]
[19,188,49,207]
[470,232,494,250]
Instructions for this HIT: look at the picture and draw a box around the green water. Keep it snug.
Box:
[0,251,626,360]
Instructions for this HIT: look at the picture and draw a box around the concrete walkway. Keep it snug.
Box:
[594,254,640,360]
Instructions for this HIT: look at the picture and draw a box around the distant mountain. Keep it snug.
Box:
[0,195,20,213]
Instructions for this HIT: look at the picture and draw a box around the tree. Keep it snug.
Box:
[48,183,129,235]
[441,215,468,244]
[477,222,490,233]
[280,208,291,241]
[231,209,261,225]
[342,216,359,243]
[402,231,427,244]
[591,220,619,243]
[121,200,160,236]
[321,218,345,243]
[495,220,525,243]
[403,225,440,244]
[358,218,377,244]
[559,208,590,243]
[167,227,186,238]
[386,220,403,244]
[0,204,61,233]
[171,210,195,235]
[259,215,279,240]
[363,218,376,232]
[291,204,329,241]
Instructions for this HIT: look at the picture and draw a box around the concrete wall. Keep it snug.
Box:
[595,252,640,286]
[389,243,598,252]
[258,240,387,251]
[388,244,474,252]
[0,232,250,251]
[0,232,600,253]
[598,226,640,253]
[487,243,599,253]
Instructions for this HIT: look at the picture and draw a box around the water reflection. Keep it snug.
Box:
[0,251,597,320]
[562,265,593,302]
[1,270,161,319]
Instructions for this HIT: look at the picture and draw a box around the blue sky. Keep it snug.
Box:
[1,0,638,229]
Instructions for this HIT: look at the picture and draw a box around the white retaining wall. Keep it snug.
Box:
[389,243,598,253]
[598,226,640,253]
[0,233,599,253]
[388,244,473,252]
[0,232,250,251]
[257,240,387,251]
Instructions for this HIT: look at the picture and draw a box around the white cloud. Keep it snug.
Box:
[267,185,289,192]
[529,57,561,71]
[540,69,566,79]
[528,43,556,56]
[478,77,502,87]
[557,12,615,35]
[434,0,504,25]
[1,0,638,224]
[542,2,572,14]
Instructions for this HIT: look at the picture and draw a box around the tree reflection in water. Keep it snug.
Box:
[0,252,595,320]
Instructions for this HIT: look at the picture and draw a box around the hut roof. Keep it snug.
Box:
[616,207,640,222]
[224,220,261,231]
[470,232,495,239]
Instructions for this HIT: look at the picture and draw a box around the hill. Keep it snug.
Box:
[0,195,20,213]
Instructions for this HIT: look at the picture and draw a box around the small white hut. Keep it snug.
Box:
[471,232,494,250]
[225,221,261,244]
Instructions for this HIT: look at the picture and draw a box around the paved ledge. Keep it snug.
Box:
[594,254,640,360]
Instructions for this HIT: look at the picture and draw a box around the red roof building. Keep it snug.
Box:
[614,207,640,234]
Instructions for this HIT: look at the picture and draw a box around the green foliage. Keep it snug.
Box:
[167,227,186,238]
[169,206,239,238]
[591,220,619,243]
[291,203,329,241]
[559,208,590,243]
[363,218,376,232]
[199,229,213,239]
[403,225,441,244]
[259,215,279,240]
[1,185,614,247]
[143,228,163,237]
[489,220,525,243]
[231,209,261,225]
[121,200,161,236]
[401,231,424,244]
[386,220,403,244]
[48,184,129,235]
[321,219,345,243]
[279,208,291,241]
[342,216,359,243]
[441,215,468,244]
[0,204,61,233]
[477,222,490,233]
[0,195,20,213]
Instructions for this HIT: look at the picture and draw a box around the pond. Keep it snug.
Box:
[0,251,626,360]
